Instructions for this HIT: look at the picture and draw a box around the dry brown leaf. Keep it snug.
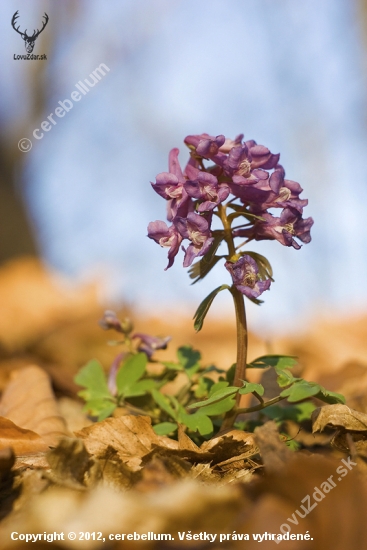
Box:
[0,418,49,454]
[75,415,173,471]
[312,404,367,433]
[46,438,100,489]
[0,365,70,446]
[254,420,291,472]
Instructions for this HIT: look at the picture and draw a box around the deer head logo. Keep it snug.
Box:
[11,11,49,53]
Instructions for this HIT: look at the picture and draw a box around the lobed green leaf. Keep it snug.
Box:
[151,389,177,420]
[247,355,297,370]
[74,359,111,401]
[153,422,178,436]
[239,382,265,396]
[178,411,213,436]
[116,353,147,396]
[280,381,321,402]
[188,385,239,409]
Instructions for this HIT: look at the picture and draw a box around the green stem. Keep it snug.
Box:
[236,394,286,414]
[218,395,287,433]
[218,203,249,430]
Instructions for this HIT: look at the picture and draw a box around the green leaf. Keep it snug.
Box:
[187,386,239,409]
[74,360,111,401]
[276,369,296,387]
[280,381,321,402]
[247,355,297,369]
[161,361,183,371]
[263,402,316,423]
[151,389,177,420]
[153,422,178,436]
[177,346,201,377]
[82,398,116,420]
[124,379,156,397]
[198,395,236,416]
[314,387,346,405]
[178,411,213,436]
[116,353,147,396]
[193,285,230,332]
[194,376,213,399]
[239,382,265,396]
[209,381,230,395]
[188,235,224,284]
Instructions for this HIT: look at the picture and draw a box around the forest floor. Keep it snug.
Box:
[1,257,367,550]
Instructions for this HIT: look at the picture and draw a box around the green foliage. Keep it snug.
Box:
[115,353,148,394]
[193,285,230,331]
[74,360,117,421]
[153,422,178,436]
[239,382,265,396]
[75,339,345,444]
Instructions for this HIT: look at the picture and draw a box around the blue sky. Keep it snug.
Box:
[2,0,367,333]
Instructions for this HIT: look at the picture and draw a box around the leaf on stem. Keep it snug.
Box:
[116,353,147,396]
[177,345,201,378]
[239,382,265,396]
[193,285,230,332]
[280,380,321,402]
[153,422,178,436]
[151,389,177,421]
[188,385,239,410]
[75,360,112,401]
[247,355,297,369]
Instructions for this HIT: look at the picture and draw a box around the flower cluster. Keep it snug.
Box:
[148,133,313,299]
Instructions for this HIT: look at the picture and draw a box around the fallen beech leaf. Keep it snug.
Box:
[178,424,201,452]
[75,415,173,471]
[46,439,100,489]
[254,420,291,472]
[0,366,70,446]
[0,418,49,454]
[134,455,190,492]
[143,428,256,471]
[312,404,367,433]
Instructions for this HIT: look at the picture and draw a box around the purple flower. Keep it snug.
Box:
[174,212,214,267]
[99,310,125,333]
[132,333,171,359]
[234,208,314,250]
[184,164,230,212]
[244,140,280,170]
[147,220,182,269]
[151,148,190,221]
[225,255,271,299]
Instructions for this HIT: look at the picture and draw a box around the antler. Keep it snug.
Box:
[32,13,49,40]
[11,11,26,38]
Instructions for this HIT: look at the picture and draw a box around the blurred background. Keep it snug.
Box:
[1,0,367,335]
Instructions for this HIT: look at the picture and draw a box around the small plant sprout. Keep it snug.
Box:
[75,132,344,443]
